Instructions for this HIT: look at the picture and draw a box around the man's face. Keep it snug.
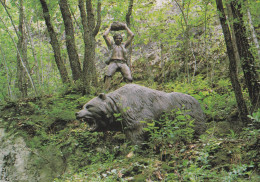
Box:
[114,37,122,45]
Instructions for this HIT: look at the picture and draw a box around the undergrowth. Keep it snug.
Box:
[0,78,259,181]
[53,107,259,182]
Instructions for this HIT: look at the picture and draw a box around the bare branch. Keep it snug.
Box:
[0,16,37,96]
[0,0,19,37]
[126,0,134,27]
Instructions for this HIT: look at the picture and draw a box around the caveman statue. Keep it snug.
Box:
[103,22,135,91]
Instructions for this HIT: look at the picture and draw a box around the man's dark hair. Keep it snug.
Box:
[113,34,123,40]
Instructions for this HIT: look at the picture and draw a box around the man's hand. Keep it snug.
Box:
[123,23,128,29]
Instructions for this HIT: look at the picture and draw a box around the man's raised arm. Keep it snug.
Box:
[124,24,134,48]
[103,25,112,49]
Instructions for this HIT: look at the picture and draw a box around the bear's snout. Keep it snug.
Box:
[75,111,81,119]
[75,109,89,119]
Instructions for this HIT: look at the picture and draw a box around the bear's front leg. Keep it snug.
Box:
[125,126,145,145]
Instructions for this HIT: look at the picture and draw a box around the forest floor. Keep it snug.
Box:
[0,81,259,182]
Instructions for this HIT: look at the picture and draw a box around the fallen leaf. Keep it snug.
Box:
[126,151,134,158]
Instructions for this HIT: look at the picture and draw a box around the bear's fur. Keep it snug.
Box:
[76,84,206,144]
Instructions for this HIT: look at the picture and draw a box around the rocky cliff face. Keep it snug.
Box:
[0,128,65,182]
[0,129,30,181]
[96,0,224,83]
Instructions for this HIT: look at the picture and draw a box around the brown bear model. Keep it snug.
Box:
[76,84,206,144]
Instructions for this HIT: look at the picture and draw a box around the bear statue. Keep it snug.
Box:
[76,84,206,144]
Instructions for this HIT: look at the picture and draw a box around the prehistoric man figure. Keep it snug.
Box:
[103,22,134,90]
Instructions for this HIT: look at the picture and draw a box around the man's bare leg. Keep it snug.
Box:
[125,78,132,83]
[104,76,112,91]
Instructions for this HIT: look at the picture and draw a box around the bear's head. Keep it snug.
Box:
[75,93,119,132]
[76,93,122,132]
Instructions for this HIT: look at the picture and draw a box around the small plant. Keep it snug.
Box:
[227,129,238,139]
[114,112,124,131]
[144,108,195,146]
[220,164,250,182]
[243,109,260,140]
[248,109,260,123]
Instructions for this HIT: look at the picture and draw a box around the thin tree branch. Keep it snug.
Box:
[0,16,37,96]
[247,7,260,59]
[0,0,19,37]
[126,0,134,27]
[24,15,41,86]
[68,3,82,32]
[0,44,13,99]
[173,0,188,26]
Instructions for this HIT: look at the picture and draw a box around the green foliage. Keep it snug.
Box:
[48,101,75,121]
[248,109,260,122]
[143,108,195,146]
[243,109,260,140]
[164,75,238,121]
[0,0,259,181]
[1,87,259,181]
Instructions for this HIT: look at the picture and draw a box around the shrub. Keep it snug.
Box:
[143,108,195,148]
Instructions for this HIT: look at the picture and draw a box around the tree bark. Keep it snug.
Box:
[216,0,250,123]
[247,5,260,60]
[78,0,89,93]
[86,0,101,87]
[39,0,70,84]
[17,0,28,97]
[79,0,101,94]
[59,0,82,81]
[126,0,134,27]
[226,4,240,74]
[230,0,260,112]
[0,44,13,99]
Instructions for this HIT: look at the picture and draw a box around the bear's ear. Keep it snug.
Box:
[98,93,107,100]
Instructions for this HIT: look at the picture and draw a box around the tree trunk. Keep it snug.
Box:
[78,0,90,94]
[126,0,133,27]
[59,0,82,81]
[17,0,28,97]
[79,0,101,94]
[230,0,260,112]
[39,0,70,84]
[0,10,36,96]
[25,16,42,87]
[86,0,101,87]
[216,0,250,123]
[247,6,260,60]
[126,0,134,70]
[0,45,13,99]
[226,4,240,74]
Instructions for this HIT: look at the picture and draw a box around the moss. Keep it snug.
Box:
[207,121,232,137]
[134,174,147,181]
